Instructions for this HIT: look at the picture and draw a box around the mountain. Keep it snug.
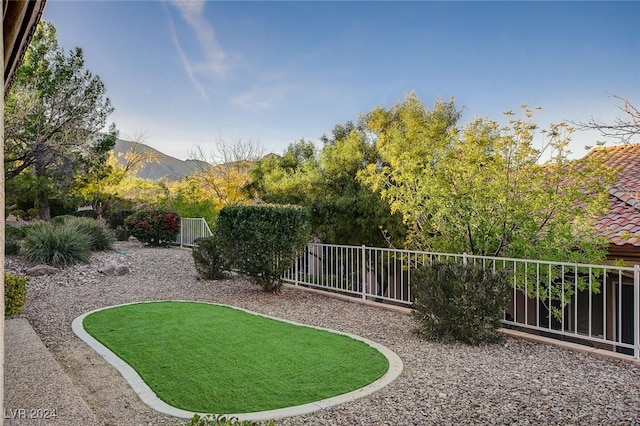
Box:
[113,139,205,181]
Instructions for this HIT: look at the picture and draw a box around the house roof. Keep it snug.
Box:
[3,0,47,92]
[586,144,640,247]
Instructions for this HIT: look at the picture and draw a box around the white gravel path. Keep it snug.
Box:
[7,240,640,425]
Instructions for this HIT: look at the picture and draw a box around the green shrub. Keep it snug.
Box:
[113,225,130,241]
[214,205,311,293]
[5,273,28,317]
[187,414,276,426]
[51,215,76,225]
[12,209,25,219]
[104,210,135,241]
[5,224,27,240]
[65,217,114,251]
[192,237,227,280]
[124,210,180,246]
[5,238,21,255]
[71,209,98,219]
[22,222,92,268]
[411,262,511,345]
[26,208,40,220]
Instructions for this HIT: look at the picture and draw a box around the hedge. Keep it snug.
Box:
[212,204,311,293]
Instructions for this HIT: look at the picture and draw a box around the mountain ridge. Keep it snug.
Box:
[113,139,205,181]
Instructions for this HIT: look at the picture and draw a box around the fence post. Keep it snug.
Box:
[362,245,367,301]
[635,265,639,359]
[295,247,300,286]
[463,252,468,266]
[179,218,184,247]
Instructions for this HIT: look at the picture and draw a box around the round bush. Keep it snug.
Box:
[5,273,28,317]
[26,208,40,220]
[411,262,511,345]
[125,210,180,246]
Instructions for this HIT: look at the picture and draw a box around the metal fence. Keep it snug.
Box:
[282,243,640,358]
[176,217,213,247]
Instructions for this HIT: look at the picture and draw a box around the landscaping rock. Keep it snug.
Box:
[6,240,640,425]
[26,265,60,276]
[98,262,130,276]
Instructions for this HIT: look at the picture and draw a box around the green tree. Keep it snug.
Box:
[78,134,160,217]
[248,133,405,247]
[359,94,617,320]
[359,94,615,263]
[4,21,116,220]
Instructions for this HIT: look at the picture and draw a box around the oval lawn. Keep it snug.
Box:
[82,301,390,414]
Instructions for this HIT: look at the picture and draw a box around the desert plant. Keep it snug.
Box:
[51,214,76,225]
[50,216,115,250]
[5,273,28,317]
[22,221,92,268]
[192,237,227,280]
[411,261,511,345]
[124,210,180,246]
[26,208,40,220]
[71,209,98,219]
[214,204,311,293]
[187,414,276,426]
[5,238,21,255]
[104,210,135,240]
[5,224,27,240]
[6,224,25,254]
[64,217,114,250]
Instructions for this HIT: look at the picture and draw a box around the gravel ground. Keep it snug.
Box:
[8,240,640,425]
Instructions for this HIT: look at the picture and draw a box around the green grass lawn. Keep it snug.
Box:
[82,301,389,413]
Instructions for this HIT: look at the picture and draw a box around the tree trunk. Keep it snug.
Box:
[37,188,50,221]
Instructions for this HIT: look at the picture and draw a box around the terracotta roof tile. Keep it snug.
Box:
[587,144,640,247]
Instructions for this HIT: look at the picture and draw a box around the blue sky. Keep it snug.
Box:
[43,1,639,161]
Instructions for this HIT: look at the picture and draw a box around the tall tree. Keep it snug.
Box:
[4,21,116,220]
[77,133,159,217]
[248,134,405,247]
[189,137,263,207]
[359,94,615,263]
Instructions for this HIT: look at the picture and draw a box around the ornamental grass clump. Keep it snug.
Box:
[52,216,114,251]
[411,262,511,345]
[22,221,92,268]
[5,224,26,255]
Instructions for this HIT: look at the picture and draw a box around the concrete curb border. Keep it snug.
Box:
[72,300,404,422]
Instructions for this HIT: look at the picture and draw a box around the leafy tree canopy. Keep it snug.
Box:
[248,133,406,247]
[4,21,116,220]
[359,93,616,263]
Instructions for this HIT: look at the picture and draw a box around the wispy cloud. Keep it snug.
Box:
[170,0,227,78]
[165,12,209,103]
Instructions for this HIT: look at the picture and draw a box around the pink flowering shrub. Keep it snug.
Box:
[124,210,180,246]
